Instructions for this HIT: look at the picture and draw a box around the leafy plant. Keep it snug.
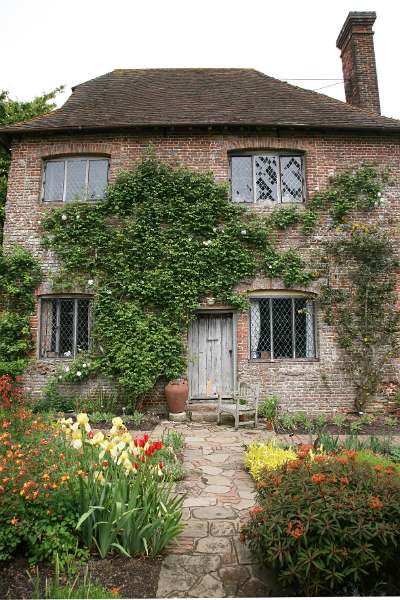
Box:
[331,412,347,430]
[259,395,279,422]
[242,450,400,595]
[311,414,327,433]
[367,435,393,456]
[349,419,363,435]
[244,441,296,481]
[29,551,119,599]
[277,412,297,431]
[163,430,184,454]
[316,432,340,453]
[384,416,398,429]
[59,416,184,558]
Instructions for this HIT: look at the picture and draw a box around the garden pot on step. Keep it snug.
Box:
[165,378,188,413]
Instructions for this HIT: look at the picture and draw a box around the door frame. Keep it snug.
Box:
[187,309,237,401]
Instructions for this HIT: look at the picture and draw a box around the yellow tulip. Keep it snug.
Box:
[77,413,90,426]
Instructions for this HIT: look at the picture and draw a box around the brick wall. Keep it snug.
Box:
[3,128,400,414]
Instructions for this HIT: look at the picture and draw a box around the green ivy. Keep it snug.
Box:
[0,247,42,376]
[42,157,313,397]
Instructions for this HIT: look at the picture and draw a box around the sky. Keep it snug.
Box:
[1,0,399,119]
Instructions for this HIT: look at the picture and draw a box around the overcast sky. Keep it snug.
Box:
[2,0,399,119]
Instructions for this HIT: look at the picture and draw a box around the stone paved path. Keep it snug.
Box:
[152,422,280,598]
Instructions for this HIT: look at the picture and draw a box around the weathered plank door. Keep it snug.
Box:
[188,314,234,399]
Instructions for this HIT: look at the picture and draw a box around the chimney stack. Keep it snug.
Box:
[336,11,381,114]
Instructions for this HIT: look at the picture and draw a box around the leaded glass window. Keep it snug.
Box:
[42,157,109,202]
[250,297,316,360]
[40,297,92,358]
[230,153,305,204]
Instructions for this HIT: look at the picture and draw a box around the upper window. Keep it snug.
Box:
[42,157,109,202]
[230,153,305,204]
[40,297,92,359]
[250,296,316,360]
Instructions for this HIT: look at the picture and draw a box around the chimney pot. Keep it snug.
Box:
[336,11,381,114]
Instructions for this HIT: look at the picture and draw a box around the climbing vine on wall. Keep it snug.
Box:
[0,247,42,377]
[42,157,313,396]
[320,225,400,412]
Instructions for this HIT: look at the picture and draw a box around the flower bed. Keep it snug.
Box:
[0,376,184,568]
[242,442,400,595]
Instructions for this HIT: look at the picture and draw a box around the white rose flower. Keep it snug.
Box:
[212,227,217,233]
[377,192,382,197]
[76,371,82,377]
[61,214,67,221]
[82,363,87,368]
[65,366,70,372]
[87,279,94,286]
[241,229,247,235]
[203,240,211,246]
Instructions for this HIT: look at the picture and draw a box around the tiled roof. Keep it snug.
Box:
[2,68,400,135]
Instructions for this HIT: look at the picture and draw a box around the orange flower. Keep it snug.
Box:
[340,476,349,485]
[287,520,304,538]
[311,473,326,484]
[314,455,326,463]
[42,473,50,481]
[344,450,356,460]
[297,444,313,459]
[60,474,69,483]
[337,456,349,465]
[256,481,266,489]
[287,459,303,470]
[374,465,383,472]
[10,516,18,526]
[328,475,337,484]
[369,496,384,510]
[110,587,121,596]
[249,506,263,517]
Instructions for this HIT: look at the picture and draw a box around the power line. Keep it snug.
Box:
[312,82,344,91]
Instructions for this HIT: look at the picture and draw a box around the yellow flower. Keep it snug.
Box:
[77,413,89,426]
[112,416,123,428]
[89,431,104,446]
[94,471,105,484]
[71,438,82,450]
[71,429,82,440]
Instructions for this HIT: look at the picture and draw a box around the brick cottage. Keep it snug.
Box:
[1,11,400,415]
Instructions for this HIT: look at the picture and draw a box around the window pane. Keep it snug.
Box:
[250,299,271,359]
[231,156,253,203]
[59,299,75,356]
[272,298,293,358]
[43,161,65,201]
[76,299,90,352]
[65,160,87,202]
[295,299,315,358]
[88,160,108,200]
[255,156,278,202]
[280,156,304,203]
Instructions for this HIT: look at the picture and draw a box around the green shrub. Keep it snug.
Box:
[331,412,347,430]
[242,451,400,595]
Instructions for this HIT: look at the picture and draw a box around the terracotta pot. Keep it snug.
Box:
[165,378,188,413]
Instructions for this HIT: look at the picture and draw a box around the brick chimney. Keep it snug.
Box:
[336,11,381,114]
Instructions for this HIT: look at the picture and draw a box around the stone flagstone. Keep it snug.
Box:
[156,422,279,598]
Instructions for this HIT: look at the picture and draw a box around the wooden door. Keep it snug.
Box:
[188,314,234,399]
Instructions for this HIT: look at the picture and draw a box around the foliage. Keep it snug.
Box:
[244,441,296,481]
[0,247,41,377]
[59,415,184,557]
[42,157,315,397]
[321,224,400,411]
[331,413,347,430]
[33,377,75,413]
[0,380,82,564]
[242,449,400,595]
[29,551,120,599]
[355,449,400,472]
[258,395,279,422]
[163,430,185,454]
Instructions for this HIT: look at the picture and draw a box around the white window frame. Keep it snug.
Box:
[41,156,109,203]
[249,295,317,361]
[39,296,92,359]
[230,151,306,205]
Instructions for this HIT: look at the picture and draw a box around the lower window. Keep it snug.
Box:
[250,297,316,360]
[40,297,91,358]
